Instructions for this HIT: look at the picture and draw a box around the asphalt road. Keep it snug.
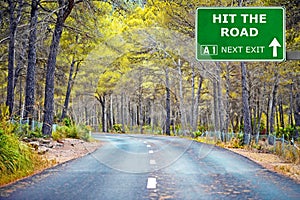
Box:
[1,133,300,200]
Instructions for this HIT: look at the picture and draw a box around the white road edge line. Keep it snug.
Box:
[147,178,157,189]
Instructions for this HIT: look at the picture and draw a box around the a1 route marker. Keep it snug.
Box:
[196,7,285,61]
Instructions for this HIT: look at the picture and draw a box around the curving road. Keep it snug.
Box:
[1,133,300,199]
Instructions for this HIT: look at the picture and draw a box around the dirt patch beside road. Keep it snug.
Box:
[228,148,300,183]
[41,138,102,165]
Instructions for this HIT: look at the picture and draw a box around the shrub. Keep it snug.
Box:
[0,128,49,186]
[67,125,79,139]
[113,124,122,133]
[228,133,244,148]
[63,117,72,127]
[276,125,297,140]
[192,130,202,138]
[52,124,92,142]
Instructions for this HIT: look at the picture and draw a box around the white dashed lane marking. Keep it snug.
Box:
[149,150,154,154]
[147,178,157,189]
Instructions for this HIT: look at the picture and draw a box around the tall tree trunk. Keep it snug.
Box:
[224,63,230,133]
[165,67,171,135]
[18,75,22,116]
[97,95,107,133]
[60,59,80,121]
[110,94,114,129]
[6,0,23,115]
[213,81,219,131]
[256,84,266,136]
[14,40,26,91]
[239,0,251,144]
[191,64,195,131]
[24,0,38,122]
[138,71,143,134]
[193,76,203,131]
[42,0,75,136]
[241,62,252,143]
[121,92,125,133]
[289,83,294,126]
[216,63,224,133]
[294,93,300,138]
[269,72,279,134]
[278,95,284,129]
[177,59,186,133]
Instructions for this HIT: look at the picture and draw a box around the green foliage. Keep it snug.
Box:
[15,123,43,139]
[229,133,244,148]
[52,124,92,142]
[276,125,297,140]
[192,126,207,138]
[0,130,32,174]
[192,130,202,138]
[275,142,300,164]
[112,124,123,133]
[52,130,64,141]
[63,117,72,127]
[0,106,49,186]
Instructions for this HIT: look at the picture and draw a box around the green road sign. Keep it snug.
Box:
[196,7,285,61]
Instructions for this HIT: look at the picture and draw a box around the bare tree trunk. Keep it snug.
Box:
[216,63,224,133]
[213,81,219,131]
[97,95,107,132]
[177,59,186,133]
[256,83,266,138]
[224,63,230,133]
[289,83,294,126]
[294,93,300,138]
[14,40,26,91]
[241,62,252,143]
[110,94,114,129]
[61,59,80,121]
[165,67,171,135]
[6,0,23,115]
[121,92,125,133]
[42,0,75,136]
[193,76,203,131]
[278,95,284,129]
[24,0,38,122]
[191,64,195,130]
[238,0,251,144]
[269,72,279,134]
[61,61,75,121]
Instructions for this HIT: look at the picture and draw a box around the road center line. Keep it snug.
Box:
[147,178,157,189]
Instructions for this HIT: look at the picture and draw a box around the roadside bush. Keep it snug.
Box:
[275,142,300,164]
[0,128,49,186]
[113,124,122,133]
[63,117,72,127]
[52,124,92,142]
[228,133,244,148]
[276,125,296,140]
[192,130,202,138]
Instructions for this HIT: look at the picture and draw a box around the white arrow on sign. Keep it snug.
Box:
[269,38,281,57]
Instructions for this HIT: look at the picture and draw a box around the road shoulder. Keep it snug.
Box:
[227,148,300,183]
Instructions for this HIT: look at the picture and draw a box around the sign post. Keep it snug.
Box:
[196,7,285,61]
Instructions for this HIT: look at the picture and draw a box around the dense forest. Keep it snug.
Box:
[0,0,299,141]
